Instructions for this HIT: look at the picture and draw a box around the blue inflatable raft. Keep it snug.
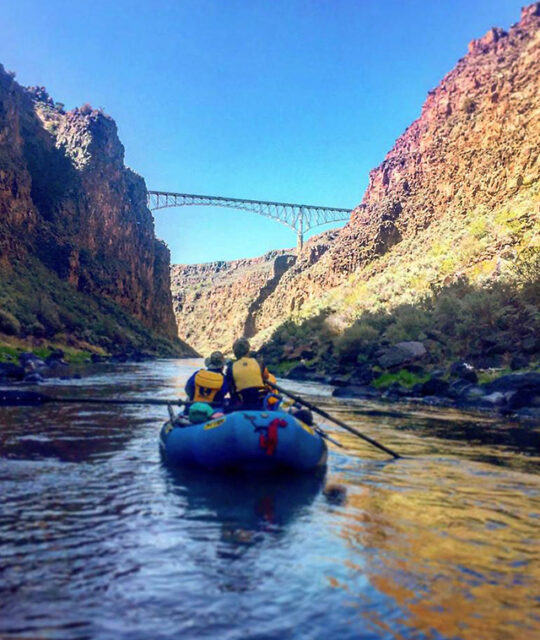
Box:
[159,409,327,472]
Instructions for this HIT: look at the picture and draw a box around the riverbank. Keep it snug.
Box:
[257,269,539,423]
[282,364,540,424]
[0,338,189,385]
[2,338,538,424]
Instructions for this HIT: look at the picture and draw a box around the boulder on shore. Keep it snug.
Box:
[286,364,316,381]
[377,341,427,369]
[351,363,375,385]
[484,372,540,394]
[0,362,25,381]
[420,377,450,396]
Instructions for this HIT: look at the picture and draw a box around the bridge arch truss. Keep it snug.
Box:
[147,191,352,250]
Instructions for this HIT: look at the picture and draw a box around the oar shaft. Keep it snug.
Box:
[271,382,400,459]
[0,390,218,408]
[48,396,187,407]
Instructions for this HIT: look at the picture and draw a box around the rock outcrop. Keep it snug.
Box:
[0,68,193,355]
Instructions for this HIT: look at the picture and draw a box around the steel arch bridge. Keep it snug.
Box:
[147,191,352,251]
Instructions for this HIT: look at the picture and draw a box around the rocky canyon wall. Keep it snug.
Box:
[173,3,539,354]
[0,67,194,354]
[326,2,540,276]
[171,249,297,355]
[262,2,539,323]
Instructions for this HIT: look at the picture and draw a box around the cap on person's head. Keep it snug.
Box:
[207,351,225,369]
[233,337,250,358]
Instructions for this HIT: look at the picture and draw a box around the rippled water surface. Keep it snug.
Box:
[1,359,539,639]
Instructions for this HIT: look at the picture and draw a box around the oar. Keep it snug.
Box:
[269,382,401,459]
[0,390,203,408]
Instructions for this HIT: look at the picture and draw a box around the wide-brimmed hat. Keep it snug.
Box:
[206,351,225,368]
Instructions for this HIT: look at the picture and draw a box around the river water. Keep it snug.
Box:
[0,359,539,640]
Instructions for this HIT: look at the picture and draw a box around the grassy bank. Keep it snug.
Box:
[0,258,193,358]
[0,340,101,364]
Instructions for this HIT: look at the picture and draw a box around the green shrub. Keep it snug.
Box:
[372,369,431,389]
[273,360,298,375]
[468,217,489,239]
[334,321,379,363]
[36,299,63,334]
[0,345,20,362]
[58,309,86,333]
[0,309,21,336]
[383,304,430,342]
[27,321,46,337]
[262,272,540,372]
[0,257,188,357]
[510,247,540,303]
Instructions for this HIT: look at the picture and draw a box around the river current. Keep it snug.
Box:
[0,359,539,640]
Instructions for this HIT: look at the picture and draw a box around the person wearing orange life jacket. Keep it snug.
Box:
[225,338,274,410]
[262,370,282,410]
[185,351,228,406]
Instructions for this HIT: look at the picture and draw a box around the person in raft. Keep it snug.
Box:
[225,338,277,410]
[185,351,228,406]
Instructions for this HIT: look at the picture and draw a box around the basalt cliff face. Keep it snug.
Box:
[0,67,194,355]
[172,4,539,355]
[326,2,540,278]
[170,231,341,355]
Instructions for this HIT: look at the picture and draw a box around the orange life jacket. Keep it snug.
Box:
[193,369,224,403]
[264,371,277,387]
[263,371,279,407]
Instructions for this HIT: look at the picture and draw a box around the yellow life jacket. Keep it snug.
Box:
[193,369,224,403]
[232,357,264,392]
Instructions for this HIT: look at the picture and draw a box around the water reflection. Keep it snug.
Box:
[327,458,540,639]
[165,466,326,545]
[314,400,540,475]
[0,359,204,463]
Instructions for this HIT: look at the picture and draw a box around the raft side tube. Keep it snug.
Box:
[159,410,327,472]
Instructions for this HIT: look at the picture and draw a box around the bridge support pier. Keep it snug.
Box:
[297,209,304,253]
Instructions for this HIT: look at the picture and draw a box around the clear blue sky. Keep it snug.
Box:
[2,0,524,264]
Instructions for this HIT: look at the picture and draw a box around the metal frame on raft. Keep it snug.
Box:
[146,190,353,251]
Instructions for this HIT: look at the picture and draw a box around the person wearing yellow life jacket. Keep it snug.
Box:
[185,351,228,406]
[225,338,271,410]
